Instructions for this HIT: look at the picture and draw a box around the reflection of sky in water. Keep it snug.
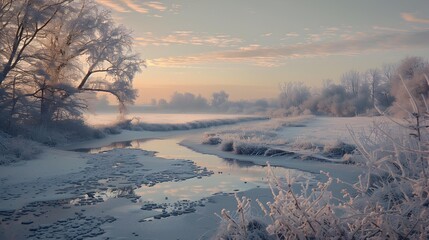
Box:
[69,187,134,205]
[87,138,314,203]
[78,140,151,154]
[134,139,314,203]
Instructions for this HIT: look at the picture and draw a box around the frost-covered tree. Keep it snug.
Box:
[0,0,143,131]
[390,57,429,115]
[341,70,361,96]
[322,78,333,89]
[168,92,209,111]
[211,91,229,110]
[0,0,73,128]
[35,0,142,124]
[279,82,310,109]
[366,68,382,107]
[382,63,396,83]
[0,0,70,85]
[157,98,168,108]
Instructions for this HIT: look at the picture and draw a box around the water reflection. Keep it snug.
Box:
[69,186,136,206]
[85,138,314,203]
[75,139,153,154]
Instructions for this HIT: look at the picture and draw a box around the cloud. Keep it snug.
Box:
[143,1,167,12]
[147,30,429,68]
[136,31,242,47]
[95,0,129,13]
[326,27,339,32]
[284,32,300,37]
[96,0,168,14]
[122,0,149,13]
[372,26,408,32]
[401,12,429,24]
[169,4,181,14]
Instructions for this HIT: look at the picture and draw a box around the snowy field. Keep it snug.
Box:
[84,112,258,126]
[0,115,383,239]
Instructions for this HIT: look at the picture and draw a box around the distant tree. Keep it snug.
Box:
[365,68,382,107]
[150,99,157,106]
[316,84,352,116]
[341,70,361,96]
[169,92,209,111]
[279,82,310,109]
[254,99,269,109]
[303,81,372,117]
[322,79,333,89]
[382,63,396,83]
[355,81,371,113]
[158,98,168,108]
[374,65,396,109]
[211,91,229,109]
[390,57,429,115]
[395,57,426,80]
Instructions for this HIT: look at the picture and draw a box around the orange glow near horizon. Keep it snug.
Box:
[134,83,279,104]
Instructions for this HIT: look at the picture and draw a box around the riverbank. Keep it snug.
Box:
[0,115,378,239]
[1,115,273,239]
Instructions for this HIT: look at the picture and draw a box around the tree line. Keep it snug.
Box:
[147,56,428,117]
[148,91,275,114]
[279,56,429,117]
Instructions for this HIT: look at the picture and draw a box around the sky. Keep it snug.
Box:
[95,0,429,104]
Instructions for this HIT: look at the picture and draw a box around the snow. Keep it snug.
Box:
[0,148,87,185]
[0,115,382,239]
[84,112,259,126]
[275,116,385,144]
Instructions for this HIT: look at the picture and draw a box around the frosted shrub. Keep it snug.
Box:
[233,141,269,156]
[215,195,272,240]
[217,166,348,239]
[322,140,356,158]
[0,135,43,164]
[221,140,234,152]
[202,133,222,145]
[262,168,347,239]
[291,138,318,151]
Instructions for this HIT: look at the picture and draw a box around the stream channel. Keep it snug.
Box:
[84,137,315,204]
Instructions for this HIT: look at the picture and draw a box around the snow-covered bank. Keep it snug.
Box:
[115,116,269,131]
[179,116,380,195]
[1,115,383,239]
[85,113,262,126]
[63,116,269,152]
[181,135,362,195]
[198,116,387,164]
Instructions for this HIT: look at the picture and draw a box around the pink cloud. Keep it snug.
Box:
[95,0,129,12]
[147,30,429,68]
[122,0,149,13]
[401,12,429,24]
[143,1,167,12]
[96,0,169,14]
[136,32,242,47]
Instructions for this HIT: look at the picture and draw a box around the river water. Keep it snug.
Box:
[85,137,314,204]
